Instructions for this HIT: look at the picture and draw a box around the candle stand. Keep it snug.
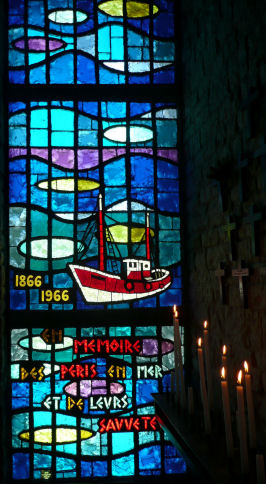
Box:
[153,392,259,484]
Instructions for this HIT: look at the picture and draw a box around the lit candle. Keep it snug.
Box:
[188,386,194,416]
[222,345,227,366]
[203,320,212,406]
[256,454,266,484]
[220,367,234,457]
[197,337,211,434]
[243,361,256,449]
[173,306,186,408]
[236,370,249,474]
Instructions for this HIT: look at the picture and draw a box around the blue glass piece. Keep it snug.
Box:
[105,187,127,206]
[12,382,30,408]
[99,65,125,85]
[131,188,154,206]
[13,453,30,479]
[79,102,98,116]
[104,158,126,186]
[31,109,48,128]
[112,455,134,477]
[56,457,76,471]
[157,192,179,212]
[112,432,134,454]
[28,0,45,26]
[130,103,151,117]
[101,102,126,119]
[30,129,48,147]
[77,56,96,84]
[9,70,25,84]
[136,380,159,405]
[32,382,51,405]
[34,453,52,470]
[51,108,74,131]
[139,445,161,470]
[9,102,26,114]
[9,127,27,146]
[81,461,92,477]
[92,461,108,477]
[133,296,156,308]
[9,175,27,203]
[131,156,153,187]
[165,457,187,474]
[160,288,182,306]
[157,160,178,179]
[9,159,26,172]
[154,68,175,84]
[50,54,74,84]
[10,289,26,310]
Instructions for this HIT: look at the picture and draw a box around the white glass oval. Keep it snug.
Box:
[48,9,88,24]
[19,238,84,259]
[104,125,153,143]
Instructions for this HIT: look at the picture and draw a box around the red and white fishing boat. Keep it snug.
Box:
[68,195,171,303]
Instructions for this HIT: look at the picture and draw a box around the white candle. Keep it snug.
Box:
[236,370,249,474]
[197,337,211,434]
[173,306,186,408]
[203,320,212,406]
[222,345,227,366]
[173,306,180,403]
[220,367,234,458]
[188,386,194,416]
[256,454,266,484]
[243,361,257,449]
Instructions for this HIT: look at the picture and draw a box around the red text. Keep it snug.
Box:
[74,338,141,355]
[60,363,97,379]
[98,416,158,433]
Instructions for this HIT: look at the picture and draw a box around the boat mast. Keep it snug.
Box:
[146,211,150,260]
[98,193,105,271]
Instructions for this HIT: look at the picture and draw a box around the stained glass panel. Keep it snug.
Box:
[9,101,181,311]
[11,325,186,479]
[9,0,176,85]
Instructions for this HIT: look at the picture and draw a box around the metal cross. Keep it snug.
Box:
[215,263,227,304]
[232,261,249,308]
[222,216,238,261]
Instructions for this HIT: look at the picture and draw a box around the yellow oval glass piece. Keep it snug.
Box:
[37,178,100,192]
[107,225,154,243]
[19,427,93,444]
[98,0,159,18]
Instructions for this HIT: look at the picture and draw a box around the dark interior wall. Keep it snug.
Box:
[180,0,266,448]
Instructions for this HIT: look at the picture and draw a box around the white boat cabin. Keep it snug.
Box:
[123,258,151,280]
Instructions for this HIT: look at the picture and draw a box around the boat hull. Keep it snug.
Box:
[68,264,171,303]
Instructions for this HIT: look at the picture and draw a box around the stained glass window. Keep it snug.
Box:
[9,101,181,311]
[8,0,184,481]
[9,0,175,85]
[11,324,186,479]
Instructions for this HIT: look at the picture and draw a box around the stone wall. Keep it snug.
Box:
[180,0,266,449]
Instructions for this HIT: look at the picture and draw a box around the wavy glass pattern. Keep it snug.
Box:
[9,101,181,311]
[9,0,175,85]
[11,325,186,479]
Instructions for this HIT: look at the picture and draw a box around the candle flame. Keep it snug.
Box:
[222,345,227,355]
[203,320,208,329]
[221,367,226,380]
[243,361,249,373]
[173,305,178,318]
[237,369,243,385]
[197,337,202,348]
